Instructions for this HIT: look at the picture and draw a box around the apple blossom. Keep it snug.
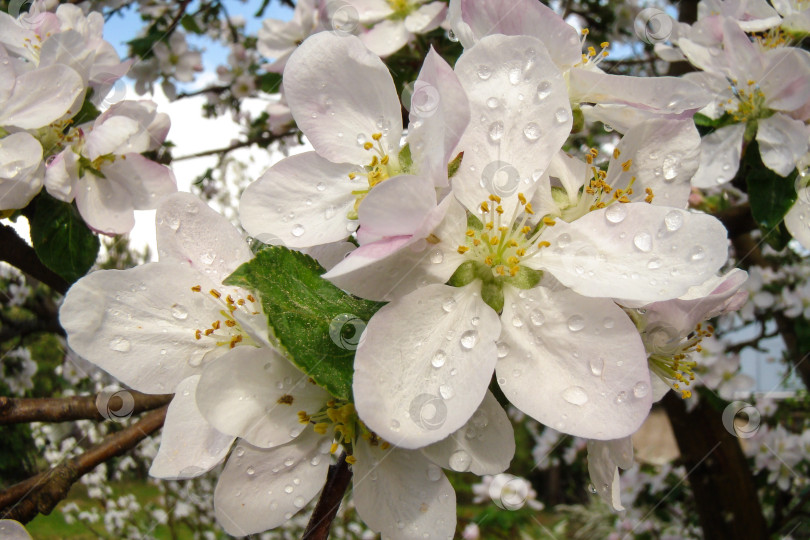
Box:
[257,0,321,73]
[346,0,447,57]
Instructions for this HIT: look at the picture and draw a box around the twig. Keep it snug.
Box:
[173,131,295,161]
[302,453,353,540]
[0,392,173,425]
[0,225,69,295]
[0,405,168,523]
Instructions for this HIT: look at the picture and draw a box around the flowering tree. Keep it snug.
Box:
[1,0,810,538]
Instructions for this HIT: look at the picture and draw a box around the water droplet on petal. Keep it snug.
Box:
[508,67,521,84]
[555,108,569,124]
[109,336,131,352]
[488,121,504,142]
[589,357,604,376]
[530,309,545,326]
[523,122,541,141]
[390,419,400,431]
[426,464,442,482]
[496,341,510,358]
[291,224,305,237]
[664,210,683,231]
[562,385,589,406]
[567,315,585,332]
[633,381,649,398]
[170,304,188,320]
[235,447,245,457]
[605,204,627,224]
[633,232,652,252]
[615,391,628,404]
[690,246,705,261]
[442,297,456,313]
[284,485,294,494]
[486,97,499,109]
[477,64,492,79]
[460,330,478,350]
[246,466,255,476]
[439,384,454,399]
[536,80,551,100]
[429,249,444,264]
[316,182,326,191]
[431,350,447,368]
[449,450,472,472]
[293,496,306,508]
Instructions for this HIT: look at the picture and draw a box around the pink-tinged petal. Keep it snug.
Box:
[353,442,456,540]
[569,69,711,115]
[587,437,634,510]
[547,151,588,207]
[86,116,150,158]
[405,2,446,33]
[450,0,581,67]
[214,431,330,536]
[0,519,32,540]
[104,154,176,210]
[149,375,234,479]
[785,190,810,250]
[605,118,701,208]
[38,30,93,84]
[0,132,43,210]
[453,35,570,215]
[283,33,402,164]
[240,152,357,248]
[722,17,764,83]
[0,13,37,61]
[344,0,393,23]
[60,263,232,393]
[497,286,651,440]
[156,192,251,286]
[0,65,83,129]
[407,47,470,186]
[304,241,356,271]
[324,195,467,301]
[682,71,734,120]
[760,48,810,113]
[531,204,729,302]
[44,147,78,202]
[358,174,436,238]
[756,114,809,177]
[74,171,135,234]
[360,19,411,58]
[691,123,745,188]
[196,347,329,448]
[353,283,500,449]
[420,391,514,475]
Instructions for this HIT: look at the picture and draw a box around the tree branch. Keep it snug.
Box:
[0,392,172,425]
[0,225,68,295]
[0,405,168,523]
[173,130,295,161]
[302,453,352,540]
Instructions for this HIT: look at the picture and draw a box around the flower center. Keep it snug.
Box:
[725,79,769,123]
[386,0,416,18]
[574,29,610,68]
[346,132,403,219]
[191,286,261,350]
[644,321,714,399]
[298,400,389,464]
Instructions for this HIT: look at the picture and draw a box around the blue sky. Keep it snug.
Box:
[102,0,294,72]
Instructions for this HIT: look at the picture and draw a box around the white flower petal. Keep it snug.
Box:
[0,65,83,129]
[360,18,411,58]
[586,437,634,511]
[156,192,250,286]
[283,33,402,164]
[353,442,456,540]
[240,151,356,248]
[353,283,500,449]
[60,263,234,393]
[420,391,514,475]
[497,286,651,440]
[405,2,446,33]
[691,123,745,188]
[0,132,43,210]
[105,154,176,210]
[453,35,570,215]
[0,519,33,540]
[358,174,437,238]
[196,347,329,448]
[150,375,234,479]
[756,114,809,177]
[784,191,810,249]
[214,430,330,536]
[74,171,135,235]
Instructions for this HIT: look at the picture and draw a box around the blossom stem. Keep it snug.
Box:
[0,392,173,425]
[0,224,69,295]
[302,452,353,540]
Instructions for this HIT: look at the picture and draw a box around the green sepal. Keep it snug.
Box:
[257,73,282,94]
[742,139,797,251]
[467,212,483,231]
[572,106,584,133]
[481,280,504,313]
[398,143,413,173]
[224,246,384,401]
[71,90,101,126]
[504,266,543,290]
[447,151,463,179]
[448,260,478,287]
[28,193,100,285]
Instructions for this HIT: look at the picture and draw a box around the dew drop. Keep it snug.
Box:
[235,447,245,457]
[633,231,652,252]
[664,210,683,231]
[523,122,541,141]
[589,357,604,376]
[486,97,499,109]
[390,419,400,431]
[284,485,294,494]
[511,315,524,328]
[615,391,628,404]
[449,450,472,472]
[477,64,492,79]
[442,297,457,312]
[554,107,569,124]
[557,233,572,248]
[170,304,188,320]
[293,496,306,508]
[530,309,545,326]
[291,224,305,237]
[460,330,478,350]
[536,80,552,100]
[284,457,295,467]
[431,350,447,368]
[316,182,326,191]
[496,341,510,358]
[567,315,585,332]
[633,381,649,398]
[439,384,454,399]
[562,385,589,406]
[508,67,521,85]
[605,204,628,224]
[689,246,705,261]
[488,121,504,142]
[109,336,131,352]
[246,466,255,476]
[603,317,614,329]
[426,464,442,482]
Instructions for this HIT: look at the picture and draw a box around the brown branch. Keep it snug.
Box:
[0,225,68,295]
[302,453,352,540]
[0,405,168,522]
[0,392,173,425]
[166,0,193,35]
[176,84,231,99]
[173,130,296,161]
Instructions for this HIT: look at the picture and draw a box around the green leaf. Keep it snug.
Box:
[29,194,100,284]
[743,140,797,251]
[70,91,101,126]
[224,246,384,401]
[398,143,413,172]
[257,72,282,94]
[180,14,203,34]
